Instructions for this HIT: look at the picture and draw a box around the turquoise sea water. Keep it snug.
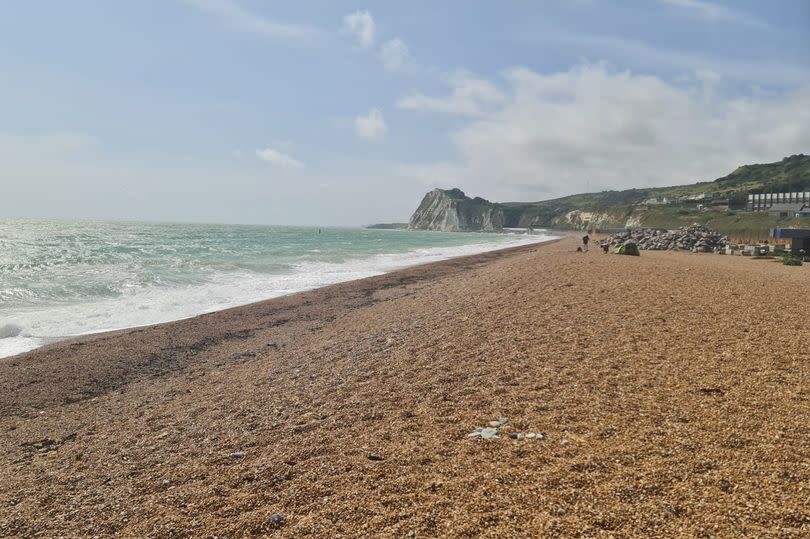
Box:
[0,219,555,357]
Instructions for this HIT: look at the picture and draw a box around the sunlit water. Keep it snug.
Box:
[0,220,555,358]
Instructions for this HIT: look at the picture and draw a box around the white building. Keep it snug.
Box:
[747,192,810,211]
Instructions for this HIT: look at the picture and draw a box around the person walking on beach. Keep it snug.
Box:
[581,233,590,252]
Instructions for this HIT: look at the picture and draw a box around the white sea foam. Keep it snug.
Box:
[0,232,555,359]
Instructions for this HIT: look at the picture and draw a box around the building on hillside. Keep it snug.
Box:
[768,203,810,218]
[748,192,810,211]
[640,196,673,206]
[685,193,712,201]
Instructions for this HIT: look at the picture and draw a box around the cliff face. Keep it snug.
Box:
[407,155,810,233]
[409,188,504,232]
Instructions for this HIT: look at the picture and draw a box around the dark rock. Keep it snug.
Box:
[605,225,729,253]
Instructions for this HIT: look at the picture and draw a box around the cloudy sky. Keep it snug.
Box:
[1,1,809,225]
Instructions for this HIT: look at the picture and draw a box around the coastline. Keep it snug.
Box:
[0,238,561,415]
[0,230,557,360]
[2,237,808,537]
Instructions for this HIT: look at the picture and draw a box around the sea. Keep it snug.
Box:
[0,219,555,358]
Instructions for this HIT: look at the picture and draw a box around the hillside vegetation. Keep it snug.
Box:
[500,154,810,239]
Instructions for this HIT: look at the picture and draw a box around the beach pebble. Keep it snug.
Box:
[526,432,536,439]
[488,417,508,428]
[509,432,525,440]
[270,514,285,526]
[229,451,246,459]
[479,427,498,439]
[468,426,499,439]
[367,454,384,461]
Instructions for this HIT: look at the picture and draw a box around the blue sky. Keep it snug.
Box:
[1,0,809,225]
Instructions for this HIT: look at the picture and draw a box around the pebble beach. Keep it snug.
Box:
[1,237,808,537]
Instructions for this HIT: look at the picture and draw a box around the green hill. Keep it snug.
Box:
[409,154,810,240]
[711,154,810,193]
[501,154,810,239]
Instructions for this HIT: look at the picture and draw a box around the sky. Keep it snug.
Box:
[1,0,809,226]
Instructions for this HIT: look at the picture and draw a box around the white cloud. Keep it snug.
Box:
[553,33,808,86]
[397,72,506,116]
[342,10,375,49]
[379,38,413,72]
[658,0,767,28]
[694,68,721,84]
[255,147,304,168]
[396,63,810,202]
[354,108,387,139]
[181,0,321,41]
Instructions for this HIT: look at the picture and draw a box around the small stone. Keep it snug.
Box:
[553,508,566,516]
[367,454,384,461]
[538,432,546,440]
[407,532,416,538]
[479,427,498,439]
[509,432,525,440]
[270,513,285,526]
[488,417,508,428]
[230,451,246,459]
[560,439,569,445]
[526,432,536,439]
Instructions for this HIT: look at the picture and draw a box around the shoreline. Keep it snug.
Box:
[0,237,561,416]
[1,232,559,360]
[2,236,807,537]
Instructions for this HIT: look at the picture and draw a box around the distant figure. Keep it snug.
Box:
[318,228,322,234]
[602,242,610,254]
[582,234,590,252]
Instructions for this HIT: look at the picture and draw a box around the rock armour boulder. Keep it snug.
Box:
[605,225,729,252]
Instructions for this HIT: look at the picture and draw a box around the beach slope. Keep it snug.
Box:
[1,238,808,537]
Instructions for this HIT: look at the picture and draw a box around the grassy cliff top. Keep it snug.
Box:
[502,154,810,212]
[712,154,810,193]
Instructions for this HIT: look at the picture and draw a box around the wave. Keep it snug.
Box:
[0,323,23,339]
[0,233,554,359]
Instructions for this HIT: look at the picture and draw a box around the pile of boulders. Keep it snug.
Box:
[604,225,730,252]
